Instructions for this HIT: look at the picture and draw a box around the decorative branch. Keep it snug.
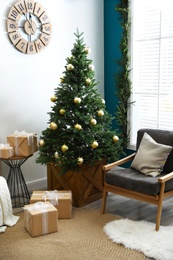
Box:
[115,0,133,149]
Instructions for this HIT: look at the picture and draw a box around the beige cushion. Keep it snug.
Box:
[131,132,172,177]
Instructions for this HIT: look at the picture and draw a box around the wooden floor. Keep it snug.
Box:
[13,192,173,227]
[84,193,173,227]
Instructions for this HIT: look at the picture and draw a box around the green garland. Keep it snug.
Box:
[115,0,133,149]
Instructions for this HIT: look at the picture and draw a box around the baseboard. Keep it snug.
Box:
[27,178,47,192]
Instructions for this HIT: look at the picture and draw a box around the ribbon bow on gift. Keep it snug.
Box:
[0,143,11,149]
[0,143,13,157]
[14,130,27,136]
[43,190,62,206]
[26,202,50,212]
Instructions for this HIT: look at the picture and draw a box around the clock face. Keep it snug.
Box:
[6,0,52,54]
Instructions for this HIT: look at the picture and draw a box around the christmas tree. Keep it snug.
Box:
[36,30,122,173]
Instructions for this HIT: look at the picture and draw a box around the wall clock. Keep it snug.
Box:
[6,0,52,54]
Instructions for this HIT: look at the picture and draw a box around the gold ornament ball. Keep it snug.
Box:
[61,144,69,153]
[77,157,84,165]
[91,141,98,149]
[39,139,45,146]
[54,151,59,158]
[84,47,91,54]
[97,110,104,117]
[68,55,73,59]
[74,123,82,130]
[60,109,66,115]
[60,77,64,83]
[50,122,58,130]
[113,135,119,143]
[74,97,81,104]
[90,118,97,126]
[102,99,105,104]
[67,64,74,71]
[50,95,57,102]
[85,78,91,85]
[88,64,94,71]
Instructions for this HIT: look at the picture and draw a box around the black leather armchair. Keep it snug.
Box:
[101,129,173,231]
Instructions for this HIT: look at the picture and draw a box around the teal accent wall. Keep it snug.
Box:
[104,0,121,129]
[104,0,134,161]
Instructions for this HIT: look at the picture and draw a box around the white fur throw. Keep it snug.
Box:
[0,176,20,233]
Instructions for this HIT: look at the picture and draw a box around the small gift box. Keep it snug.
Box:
[0,143,14,159]
[30,190,72,219]
[23,201,58,237]
[7,130,37,156]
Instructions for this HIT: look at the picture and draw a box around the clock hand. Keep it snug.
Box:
[23,12,35,35]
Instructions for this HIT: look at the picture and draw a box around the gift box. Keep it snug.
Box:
[7,130,37,156]
[23,201,58,237]
[30,190,72,219]
[0,143,14,159]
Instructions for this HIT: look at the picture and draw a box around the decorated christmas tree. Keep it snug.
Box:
[36,30,122,173]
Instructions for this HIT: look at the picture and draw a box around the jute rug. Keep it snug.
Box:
[104,218,173,260]
[0,207,147,260]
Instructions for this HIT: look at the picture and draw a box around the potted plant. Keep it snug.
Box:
[36,30,122,207]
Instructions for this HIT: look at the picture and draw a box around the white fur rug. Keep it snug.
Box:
[103,218,173,260]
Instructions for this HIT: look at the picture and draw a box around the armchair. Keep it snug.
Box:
[101,129,173,231]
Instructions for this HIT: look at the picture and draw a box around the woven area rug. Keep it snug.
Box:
[0,208,147,260]
[103,218,173,260]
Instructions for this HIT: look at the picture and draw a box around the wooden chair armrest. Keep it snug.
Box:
[158,171,173,183]
[103,153,136,172]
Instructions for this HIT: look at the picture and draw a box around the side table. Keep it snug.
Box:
[0,154,33,208]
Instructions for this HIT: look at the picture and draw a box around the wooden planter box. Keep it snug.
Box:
[47,160,106,207]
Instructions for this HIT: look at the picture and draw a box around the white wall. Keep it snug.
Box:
[0,0,104,190]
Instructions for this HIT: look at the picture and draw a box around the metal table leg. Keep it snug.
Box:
[1,156,31,208]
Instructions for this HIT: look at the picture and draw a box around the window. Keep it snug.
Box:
[129,0,173,148]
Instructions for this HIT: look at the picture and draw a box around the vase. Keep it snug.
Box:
[47,160,106,207]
